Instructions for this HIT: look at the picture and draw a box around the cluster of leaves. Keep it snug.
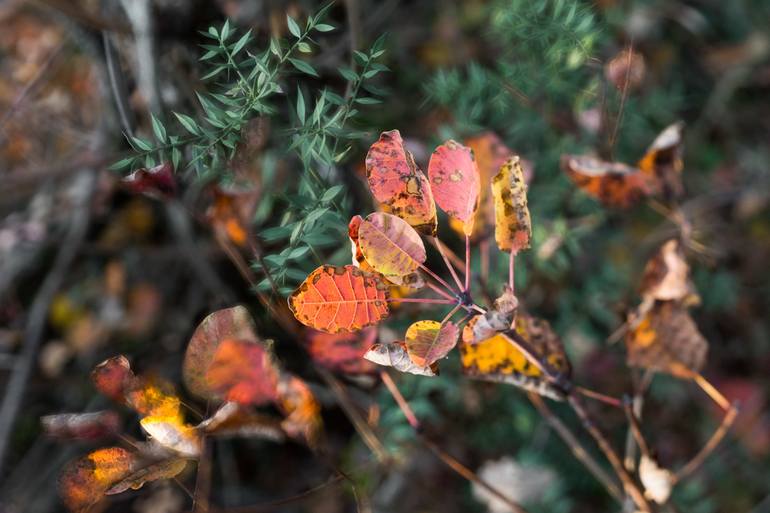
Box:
[50,306,321,512]
[114,5,389,295]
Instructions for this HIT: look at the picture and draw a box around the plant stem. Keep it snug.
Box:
[672,402,739,484]
[694,373,730,410]
[387,297,456,305]
[528,393,623,502]
[379,371,531,513]
[575,386,623,409]
[418,261,460,296]
[567,394,651,512]
[508,251,515,292]
[427,281,458,302]
[623,399,652,458]
[431,237,464,292]
[465,235,471,292]
[441,304,462,326]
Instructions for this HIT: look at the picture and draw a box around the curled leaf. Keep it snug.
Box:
[492,156,531,253]
[105,458,187,495]
[562,155,657,208]
[197,402,285,441]
[626,301,708,379]
[637,122,685,200]
[460,314,570,399]
[183,305,260,399]
[358,212,427,280]
[428,139,481,236]
[404,320,459,366]
[289,265,390,333]
[639,239,697,303]
[41,411,120,440]
[365,130,437,236]
[364,342,437,376]
[139,417,202,458]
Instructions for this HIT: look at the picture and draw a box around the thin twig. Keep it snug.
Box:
[508,251,515,292]
[427,281,458,302]
[431,237,464,292]
[623,398,652,458]
[694,373,731,411]
[672,402,739,484]
[607,42,635,159]
[0,171,95,474]
[465,235,471,292]
[528,393,623,502]
[575,386,623,409]
[192,439,212,512]
[387,297,457,305]
[567,394,651,512]
[380,371,532,513]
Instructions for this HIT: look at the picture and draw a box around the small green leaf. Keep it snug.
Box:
[314,23,335,32]
[288,245,311,260]
[109,157,135,171]
[296,87,306,124]
[220,20,230,41]
[174,112,200,136]
[288,58,319,77]
[321,185,344,203]
[355,97,381,105]
[231,29,251,55]
[297,42,312,53]
[269,38,281,57]
[150,114,167,144]
[130,136,153,152]
[338,67,357,82]
[287,15,301,38]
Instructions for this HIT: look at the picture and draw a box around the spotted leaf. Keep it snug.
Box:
[492,156,531,253]
[428,140,481,236]
[364,341,438,376]
[404,320,459,366]
[358,212,426,281]
[289,265,390,333]
[58,447,137,512]
[365,130,437,236]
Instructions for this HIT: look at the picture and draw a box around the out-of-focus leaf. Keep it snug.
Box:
[304,327,378,374]
[364,341,438,376]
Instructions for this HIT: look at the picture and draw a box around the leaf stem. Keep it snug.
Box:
[431,237,464,293]
[387,297,456,305]
[464,235,471,292]
[575,386,623,409]
[694,373,730,410]
[508,251,515,292]
[417,261,460,296]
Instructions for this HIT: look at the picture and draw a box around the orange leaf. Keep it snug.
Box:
[277,376,322,445]
[124,378,182,419]
[626,301,708,379]
[91,355,135,403]
[289,265,390,333]
[460,314,570,399]
[358,212,427,280]
[204,339,280,406]
[562,155,657,208]
[428,140,481,236]
[364,341,438,376]
[404,320,459,366]
[492,156,531,253]
[637,122,685,200]
[58,447,137,512]
[183,305,260,399]
[206,186,259,247]
[365,130,437,236]
[304,327,378,374]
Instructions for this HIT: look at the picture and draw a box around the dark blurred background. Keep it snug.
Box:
[1,0,769,512]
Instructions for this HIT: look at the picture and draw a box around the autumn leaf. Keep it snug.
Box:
[124,378,183,419]
[206,186,260,247]
[428,139,481,236]
[289,265,390,333]
[304,327,378,374]
[365,129,437,236]
[197,402,285,441]
[469,287,519,343]
[404,320,459,366]
[183,305,260,399]
[122,162,177,199]
[139,417,202,458]
[626,301,708,379]
[105,458,187,495]
[460,314,570,399]
[91,355,135,403]
[637,122,685,200]
[561,155,657,208]
[492,156,531,253]
[276,375,322,445]
[58,447,137,512]
[41,411,120,440]
[358,212,427,281]
[639,239,698,303]
[204,338,280,406]
[364,341,438,376]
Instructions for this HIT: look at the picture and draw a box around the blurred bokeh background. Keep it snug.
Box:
[1,0,769,512]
